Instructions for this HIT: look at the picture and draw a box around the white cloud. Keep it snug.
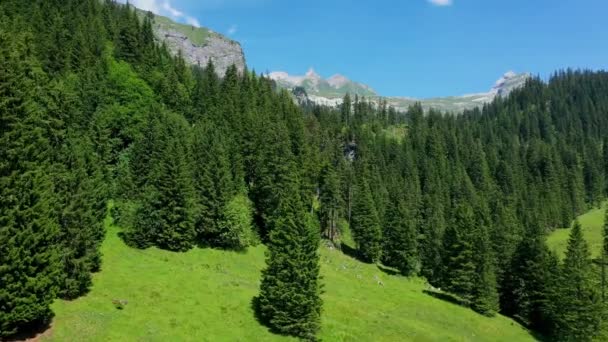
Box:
[162,1,183,17]
[186,17,201,28]
[428,0,453,6]
[131,0,161,13]
[227,24,238,36]
[124,0,201,27]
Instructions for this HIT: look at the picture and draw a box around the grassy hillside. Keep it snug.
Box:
[45,213,535,341]
[547,203,606,259]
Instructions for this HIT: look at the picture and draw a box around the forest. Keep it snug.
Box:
[1,0,608,341]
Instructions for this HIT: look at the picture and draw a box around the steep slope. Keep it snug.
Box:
[136,9,246,76]
[45,212,535,341]
[547,203,607,259]
[271,69,530,112]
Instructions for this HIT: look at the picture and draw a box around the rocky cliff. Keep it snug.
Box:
[138,9,246,76]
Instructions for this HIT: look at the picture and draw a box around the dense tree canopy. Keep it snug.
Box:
[2,0,608,339]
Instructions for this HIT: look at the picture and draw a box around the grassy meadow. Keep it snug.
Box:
[547,203,606,259]
[45,214,535,341]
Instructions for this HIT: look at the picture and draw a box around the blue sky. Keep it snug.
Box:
[129,0,608,98]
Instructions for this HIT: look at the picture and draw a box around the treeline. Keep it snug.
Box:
[1,0,608,340]
[0,0,322,339]
[315,73,608,339]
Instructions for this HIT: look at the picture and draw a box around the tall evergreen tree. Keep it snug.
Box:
[350,170,382,263]
[256,170,322,340]
[191,121,235,246]
[552,221,602,341]
[382,193,419,276]
[319,163,342,244]
[0,30,62,337]
[441,204,476,303]
[501,223,556,333]
[125,114,195,252]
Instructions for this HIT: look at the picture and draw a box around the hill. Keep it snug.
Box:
[44,211,535,341]
[547,203,607,259]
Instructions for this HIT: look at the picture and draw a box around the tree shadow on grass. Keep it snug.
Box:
[422,290,546,341]
[3,318,52,342]
[250,296,282,336]
[340,242,372,264]
[377,264,401,276]
[422,289,469,307]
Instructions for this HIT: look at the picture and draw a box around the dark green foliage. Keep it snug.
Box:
[2,0,608,338]
[191,121,235,246]
[126,117,195,252]
[441,204,476,303]
[382,194,419,276]
[55,138,106,299]
[470,217,499,316]
[319,163,343,244]
[257,174,323,340]
[550,221,602,341]
[500,224,556,333]
[0,29,62,337]
[350,171,382,263]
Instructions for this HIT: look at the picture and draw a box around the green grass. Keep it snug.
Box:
[547,203,606,259]
[45,213,535,341]
[135,9,212,46]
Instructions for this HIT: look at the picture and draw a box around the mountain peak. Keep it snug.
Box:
[268,69,376,98]
[491,71,530,97]
[306,67,321,79]
[327,74,350,88]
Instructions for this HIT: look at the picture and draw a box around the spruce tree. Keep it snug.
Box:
[501,223,556,333]
[470,214,499,316]
[552,221,602,341]
[125,115,195,252]
[0,30,62,337]
[440,204,476,303]
[350,171,382,263]
[382,193,419,276]
[319,163,342,244]
[191,121,235,247]
[55,138,106,299]
[256,170,322,340]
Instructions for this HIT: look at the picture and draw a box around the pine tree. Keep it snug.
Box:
[256,170,322,340]
[319,163,342,244]
[382,193,419,276]
[191,121,235,247]
[470,214,499,316]
[350,171,382,263]
[55,138,106,299]
[500,223,555,333]
[441,204,476,303]
[0,30,62,337]
[552,221,602,341]
[125,114,195,252]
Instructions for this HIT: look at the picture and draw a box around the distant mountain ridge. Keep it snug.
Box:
[269,68,377,98]
[270,69,531,112]
[133,4,529,112]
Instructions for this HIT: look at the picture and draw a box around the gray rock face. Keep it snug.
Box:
[158,27,246,76]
